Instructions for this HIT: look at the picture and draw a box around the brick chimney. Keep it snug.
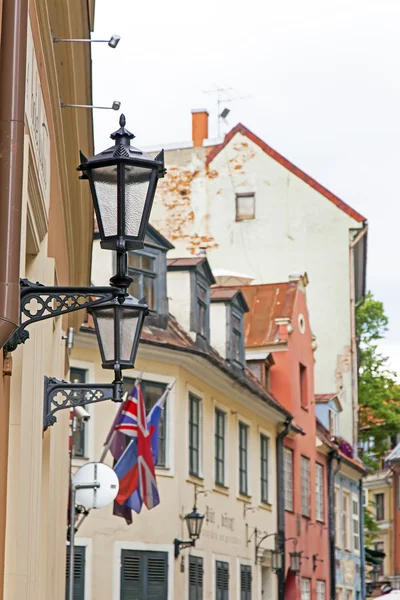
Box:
[191,109,209,148]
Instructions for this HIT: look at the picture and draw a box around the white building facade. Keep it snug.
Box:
[148,112,367,446]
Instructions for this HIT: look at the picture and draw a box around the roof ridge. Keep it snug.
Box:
[206,123,366,223]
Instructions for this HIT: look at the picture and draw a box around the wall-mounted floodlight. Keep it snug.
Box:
[53,34,121,48]
[61,101,121,111]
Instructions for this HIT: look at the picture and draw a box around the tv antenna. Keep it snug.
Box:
[204,85,251,137]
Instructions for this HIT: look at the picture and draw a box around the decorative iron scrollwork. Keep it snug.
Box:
[43,377,124,430]
[4,279,123,353]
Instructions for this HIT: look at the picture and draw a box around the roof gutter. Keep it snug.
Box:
[0,0,28,348]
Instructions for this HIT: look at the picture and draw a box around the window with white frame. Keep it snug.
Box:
[334,488,341,548]
[284,447,293,511]
[352,496,360,552]
[215,408,226,487]
[301,578,311,600]
[189,393,202,477]
[260,434,269,504]
[329,409,338,437]
[316,463,324,521]
[236,192,255,220]
[342,491,351,550]
[301,456,310,517]
[345,589,354,600]
[317,580,326,600]
[336,588,343,600]
[239,422,249,496]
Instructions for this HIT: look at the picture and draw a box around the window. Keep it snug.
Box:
[189,394,202,477]
[316,463,324,521]
[375,541,385,576]
[334,488,341,548]
[196,282,209,339]
[120,549,168,600]
[189,556,203,600]
[239,423,249,495]
[375,493,385,521]
[216,561,229,600]
[230,310,244,365]
[215,409,226,486]
[301,456,310,517]
[236,192,255,220]
[345,590,354,600]
[352,496,360,552]
[300,363,308,408]
[336,588,344,600]
[66,545,85,600]
[301,578,311,600]
[123,379,167,467]
[260,434,269,504]
[70,368,87,458]
[329,409,338,437]
[128,252,157,309]
[284,448,293,511]
[240,565,251,600]
[343,492,351,550]
[317,580,326,600]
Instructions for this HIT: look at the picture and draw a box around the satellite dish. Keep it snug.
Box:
[72,462,119,509]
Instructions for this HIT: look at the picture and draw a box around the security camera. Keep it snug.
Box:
[74,406,91,422]
[108,35,121,49]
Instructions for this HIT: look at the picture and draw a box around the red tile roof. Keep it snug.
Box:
[206,123,366,224]
[315,394,338,403]
[236,282,298,347]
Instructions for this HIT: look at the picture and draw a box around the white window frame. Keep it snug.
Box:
[188,385,204,479]
[329,409,338,437]
[70,359,95,465]
[213,399,229,489]
[316,463,324,522]
[236,414,252,498]
[284,447,293,512]
[212,553,231,600]
[342,491,351,551]
[352,494,360,555]
[73,537,93,600]
[334,486,341,549]
[259,428,272,505]
[317,580,326,600]
[344,589,354,600]
[336,587,344,600]
[301,456,310,517]
[236,557,253,600]
[300,577,311,600]
[113,541,174,600]
[123,368,176,475]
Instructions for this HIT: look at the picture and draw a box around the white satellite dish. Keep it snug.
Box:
[72,462,119,509]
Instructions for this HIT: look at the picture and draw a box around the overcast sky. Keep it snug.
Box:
[92,0,400,375]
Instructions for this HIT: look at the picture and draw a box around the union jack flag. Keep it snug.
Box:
[114,384,140,438]
[137,382,159,510]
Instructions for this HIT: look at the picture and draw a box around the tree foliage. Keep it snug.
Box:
[357,291,400,469]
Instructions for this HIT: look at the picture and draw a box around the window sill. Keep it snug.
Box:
[187,474,204,486]
[237,493,252,502]
[259,502,273,512]
[155,467,173,478]
[213,485,230,497]
[301,405,309,412]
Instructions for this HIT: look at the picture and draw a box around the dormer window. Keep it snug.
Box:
[196,279,209,339]
[210,287,248,368]
[127,224,173,328]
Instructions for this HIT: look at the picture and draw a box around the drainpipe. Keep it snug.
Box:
[0,0,28,597]
[359,478,366,599]
[328,451,341,600]
[0,0,28,348]
[276,418,292,600]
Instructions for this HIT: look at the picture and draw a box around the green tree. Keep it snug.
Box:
[357,291,400,470]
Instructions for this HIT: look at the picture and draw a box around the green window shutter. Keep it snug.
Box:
[65,545,85,600]
[146,553,168,599]
[120,550,168,600]
[189,556,203,600]
[121,551,142,600]
[216,561,229,600]
[240,565,252,600]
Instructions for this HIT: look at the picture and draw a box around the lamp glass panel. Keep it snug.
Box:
[272,550,282,571]
[93,307,115,363]
[124,165,153,236]
[186,512,204,540]
[91,165,118,237]
[119,307,140,363]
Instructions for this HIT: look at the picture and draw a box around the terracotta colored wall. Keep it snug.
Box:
[393,465,400,575]
[270,287,331,599]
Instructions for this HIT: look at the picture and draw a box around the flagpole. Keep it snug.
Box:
[99,369,144,463]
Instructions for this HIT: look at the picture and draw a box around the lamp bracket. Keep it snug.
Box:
[173,538,195,559]
[4,278,123,353]
[43,376,123,430]
[255,530,277,564]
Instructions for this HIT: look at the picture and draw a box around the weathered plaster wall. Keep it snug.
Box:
[150,133,363,444]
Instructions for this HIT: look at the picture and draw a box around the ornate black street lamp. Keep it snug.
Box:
[78,114,165,252]
[174,506,205,558]
[289,550,302,574]
[4,114,165,429]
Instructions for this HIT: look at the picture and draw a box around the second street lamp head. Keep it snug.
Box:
[88,294,149,374]
[185,507,205,542]
[78,114,165,252]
